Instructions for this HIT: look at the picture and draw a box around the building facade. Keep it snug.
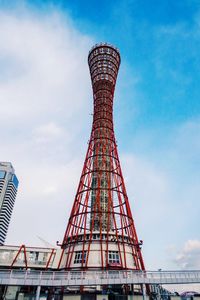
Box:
[0,162,19,245]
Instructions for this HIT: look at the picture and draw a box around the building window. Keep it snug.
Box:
[12,174,19,188]
[74,251,86,264]
[0,171,6,179]
[108,251,120,263]
[29,251,39,262]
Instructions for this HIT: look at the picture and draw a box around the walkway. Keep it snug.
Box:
[0,269,200,287]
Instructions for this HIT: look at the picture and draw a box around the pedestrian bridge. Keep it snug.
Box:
[0,269,200,287]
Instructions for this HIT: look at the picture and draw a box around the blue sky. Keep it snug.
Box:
[0,0,200,280]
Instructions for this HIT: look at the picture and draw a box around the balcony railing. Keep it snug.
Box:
[0,269,200,287]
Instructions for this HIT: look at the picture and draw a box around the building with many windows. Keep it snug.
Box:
[0,162,19,245]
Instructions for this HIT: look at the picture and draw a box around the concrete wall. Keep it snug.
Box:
[60,235,137,269]
[128,296,149,300]
[0,245,59,269]
[97,295,108,300]
[63,296,81,300]
[5,286,19,300]
[63,295,108,300]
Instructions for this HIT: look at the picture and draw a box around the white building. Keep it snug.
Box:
[0,162,18,245]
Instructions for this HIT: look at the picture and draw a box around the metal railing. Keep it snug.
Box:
[0,269,200,287]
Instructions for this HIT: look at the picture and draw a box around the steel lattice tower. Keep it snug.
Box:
[59,43,146,271]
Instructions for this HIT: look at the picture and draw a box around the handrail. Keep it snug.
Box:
[0,269,200,286]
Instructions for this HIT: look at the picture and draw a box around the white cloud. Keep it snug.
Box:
[42,185,58,196]
[0,6,94,246]
[175,118,200,160]
[33,122,64,143]
[121,153,169,218]
[175,240,200,269]
[0,9,93,123]
[120,153,173,269]
[184,240,200,252]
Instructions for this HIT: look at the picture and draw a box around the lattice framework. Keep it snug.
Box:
[61,43,145,271]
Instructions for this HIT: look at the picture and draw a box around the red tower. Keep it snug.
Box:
[59,43,145,272]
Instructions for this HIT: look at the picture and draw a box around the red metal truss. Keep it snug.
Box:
[61,43,146,272]
[8,245,56,270]
[11,244,28,269]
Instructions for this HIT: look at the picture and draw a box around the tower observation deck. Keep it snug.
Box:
[60,43,145,272]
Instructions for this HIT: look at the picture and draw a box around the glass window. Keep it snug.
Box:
[74,251,87,264]
[108,251,120,264]
[28,251,39,262]
[0,171,6,179]
[12,174,19,189]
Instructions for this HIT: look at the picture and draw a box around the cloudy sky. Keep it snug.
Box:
[0,0,200,278]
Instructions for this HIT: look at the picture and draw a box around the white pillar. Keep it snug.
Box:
[142,284,147,300]
[36,285,41,300]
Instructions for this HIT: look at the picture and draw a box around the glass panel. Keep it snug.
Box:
[74,251,87,264]
[0,171,6,179]
[12,174,19,188]
[108,251,120,264]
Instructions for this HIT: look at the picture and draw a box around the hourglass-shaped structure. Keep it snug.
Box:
[59,43,146,271]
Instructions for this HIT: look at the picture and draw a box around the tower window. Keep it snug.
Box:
[108,251,120,263]
[74,251,86,264]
